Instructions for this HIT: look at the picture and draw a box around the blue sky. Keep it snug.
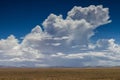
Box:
[0,0,120,67]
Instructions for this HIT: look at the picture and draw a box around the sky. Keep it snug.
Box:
[0,0,120,67]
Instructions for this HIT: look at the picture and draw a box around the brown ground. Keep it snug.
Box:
[0,68,119,80]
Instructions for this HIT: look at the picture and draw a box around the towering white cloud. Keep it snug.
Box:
[43,5,111,46]
[67,5,111,26]
[0,5,120,67]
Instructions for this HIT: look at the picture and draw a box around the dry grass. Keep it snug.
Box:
[0,68,119,80]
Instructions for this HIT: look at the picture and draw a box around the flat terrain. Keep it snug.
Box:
[0,68,120,80]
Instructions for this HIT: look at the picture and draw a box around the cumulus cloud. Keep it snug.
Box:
[43,5,111,46]
[0,35,20,56]
[0,5,119,67]
[67,5,111,26]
